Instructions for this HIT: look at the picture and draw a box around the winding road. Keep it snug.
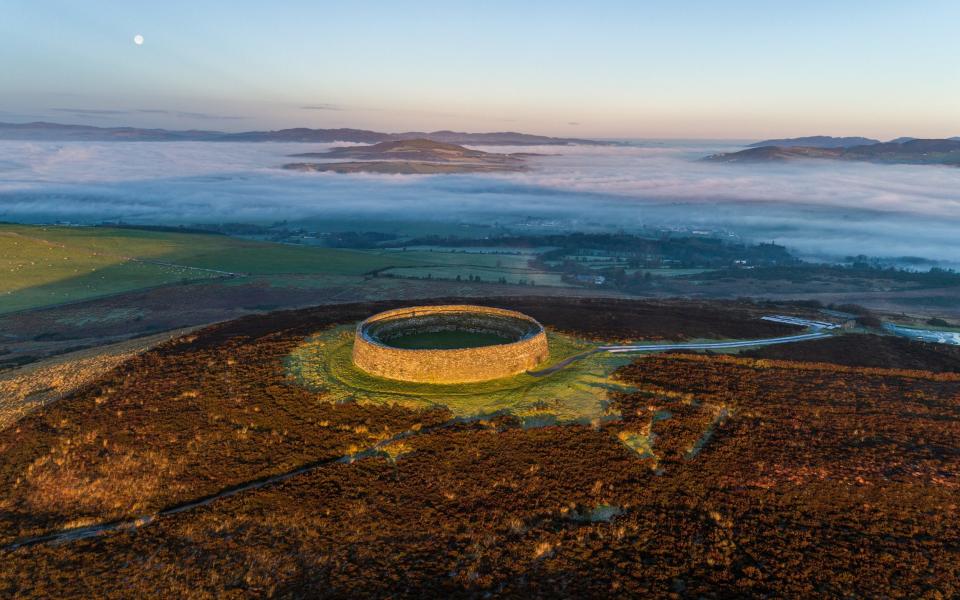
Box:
[528,316,836,376]
[599,331,832,353]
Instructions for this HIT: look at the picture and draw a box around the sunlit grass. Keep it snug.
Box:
[286,326,637,426]
[0,224,424,313]
[0,229,151,294]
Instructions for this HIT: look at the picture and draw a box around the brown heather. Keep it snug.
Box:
[0,329,195,430]
[0,298,955,597]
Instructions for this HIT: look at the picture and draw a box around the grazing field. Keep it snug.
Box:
[0,229,217,313]
[360,247,574,287]
[374,248,541,269]
[379,265,568,286]
[0,298,956,597]
[0,225,413,275]
[0,225,420,314]
[627,267,716,277]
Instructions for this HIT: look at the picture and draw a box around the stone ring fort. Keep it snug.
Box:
[352,305,549,384]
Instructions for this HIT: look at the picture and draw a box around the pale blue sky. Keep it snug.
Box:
[2,0,958,138]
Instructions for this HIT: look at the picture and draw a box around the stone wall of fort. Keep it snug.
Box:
[352,305,549,384]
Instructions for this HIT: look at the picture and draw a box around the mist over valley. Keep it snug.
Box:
[2,137,959,267]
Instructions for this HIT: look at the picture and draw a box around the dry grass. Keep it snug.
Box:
[0,328,198,431]
[19,433,187,516]
[2,300,957,597]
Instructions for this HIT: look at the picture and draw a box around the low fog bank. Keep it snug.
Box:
[1,140,958,267]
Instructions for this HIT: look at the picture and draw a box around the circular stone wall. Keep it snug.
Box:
[352,305,549,383]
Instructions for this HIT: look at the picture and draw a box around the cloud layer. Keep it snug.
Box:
[1,140,958,266]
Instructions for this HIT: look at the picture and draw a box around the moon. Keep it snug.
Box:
[133,34,144,46]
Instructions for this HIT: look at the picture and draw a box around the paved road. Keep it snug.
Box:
[599,331,832,353]
[529,328,832,377]
[883,323,960,346]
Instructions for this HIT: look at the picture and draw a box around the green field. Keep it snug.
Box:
[546,253,716,278]
[626,268,716,277]
[364,248,540,269]
[0,225,421,314]
[378,265,568,286]
[1,226,589,313]
[358,247,572,287]
[385,330,514,349]
[286,326,636,426]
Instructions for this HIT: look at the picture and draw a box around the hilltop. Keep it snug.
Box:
[1,297,958,597]
[284,138,529,174]
[890,136,960,143]
[705,138,960,166]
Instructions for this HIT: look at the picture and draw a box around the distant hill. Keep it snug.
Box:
[284,138,529,174]
[747,136,879,148]
[890,136,960,143]
[0,121,224,142]
[289,139,525,161]
[215,127,390,144]
[390,130,601,146]
[0,121,607,146]
[706,146,843,162]
[705,138,960,166]
[749,135,960,148]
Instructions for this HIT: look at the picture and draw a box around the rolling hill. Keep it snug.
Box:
[747,135,879,148]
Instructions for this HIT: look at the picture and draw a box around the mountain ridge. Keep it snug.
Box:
[749,135,960,148]
[0,121,608,146]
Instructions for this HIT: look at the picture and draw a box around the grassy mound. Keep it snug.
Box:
[287,326,635,426]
